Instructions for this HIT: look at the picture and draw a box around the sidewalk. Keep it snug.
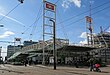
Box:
[0,64,110,75]
[35,65,110,75]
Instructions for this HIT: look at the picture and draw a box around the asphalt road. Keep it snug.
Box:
[0,64,110,75]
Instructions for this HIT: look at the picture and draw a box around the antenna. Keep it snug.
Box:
[100,26,103,33]
[89,0,93,46]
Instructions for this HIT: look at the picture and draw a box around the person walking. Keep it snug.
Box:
[89,58,94,71]
[24,59,28,67]
[74,60,78,68]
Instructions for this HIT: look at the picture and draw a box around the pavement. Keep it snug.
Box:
[0,64,110,75]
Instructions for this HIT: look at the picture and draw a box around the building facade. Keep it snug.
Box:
[8,39,69,64]
[23,40,38,46]
[0,47,1,57]
[94,32,110,63]
[94,32,110,47]
[7,45,23,58]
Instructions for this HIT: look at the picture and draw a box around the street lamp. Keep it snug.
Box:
[50,19,56,70]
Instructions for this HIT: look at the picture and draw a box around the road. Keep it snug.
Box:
[0,64,110,75]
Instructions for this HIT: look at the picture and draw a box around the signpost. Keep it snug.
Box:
[43,0,56,70]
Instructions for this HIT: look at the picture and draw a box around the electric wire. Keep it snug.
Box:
[20,0,110,46]
[57,8,69,40]
[57,1,110,25]
[22,0,60,35]
[27,1,110,43]
[22,0,61,42]
[29,3,43,40]
[56,10,70,52]
[18,0,110,46]
[0,3,21,22]
[55,5,110,47]
[55,0,60,4]
[104,25,110,32]
[56,5,110,31]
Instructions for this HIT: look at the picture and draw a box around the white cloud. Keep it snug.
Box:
[0,31,15,38]
[62,0,81,9]
[79,32,87,44]
[106,27,110,32]
[89,0,95,4]
[79,32,96,44]
[0,6,25,26]
[62,0,70,8]
[80,32,87,38]
[69,0,81,8]
[79,39,87,44]
[0,13,25,26]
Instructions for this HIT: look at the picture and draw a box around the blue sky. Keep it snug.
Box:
[0,0,110,58]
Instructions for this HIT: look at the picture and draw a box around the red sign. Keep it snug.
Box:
[46,3,55,11]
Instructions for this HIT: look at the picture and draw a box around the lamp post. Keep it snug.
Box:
[50,19,56,70]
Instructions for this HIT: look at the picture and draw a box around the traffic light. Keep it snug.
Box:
[18,0,24,3]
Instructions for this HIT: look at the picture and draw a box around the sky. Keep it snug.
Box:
[0,0,110,58]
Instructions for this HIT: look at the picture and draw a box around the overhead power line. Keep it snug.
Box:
[0,3,21,22]
[21,0,110,41]
[29,3,43,39]
[22,0,60,39]
[0,41,14,43]
[57,1,110,25]
[57,5,110,31]
[55,0,60,4]
[22,3,43,35]
[57,9,69,40]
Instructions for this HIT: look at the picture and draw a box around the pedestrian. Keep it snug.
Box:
[24,59,28,67]
[29,59,32,65]
[74,60,78,68]
[89,58,94,71]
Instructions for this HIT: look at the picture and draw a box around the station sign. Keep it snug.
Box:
[45,2,55,11]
